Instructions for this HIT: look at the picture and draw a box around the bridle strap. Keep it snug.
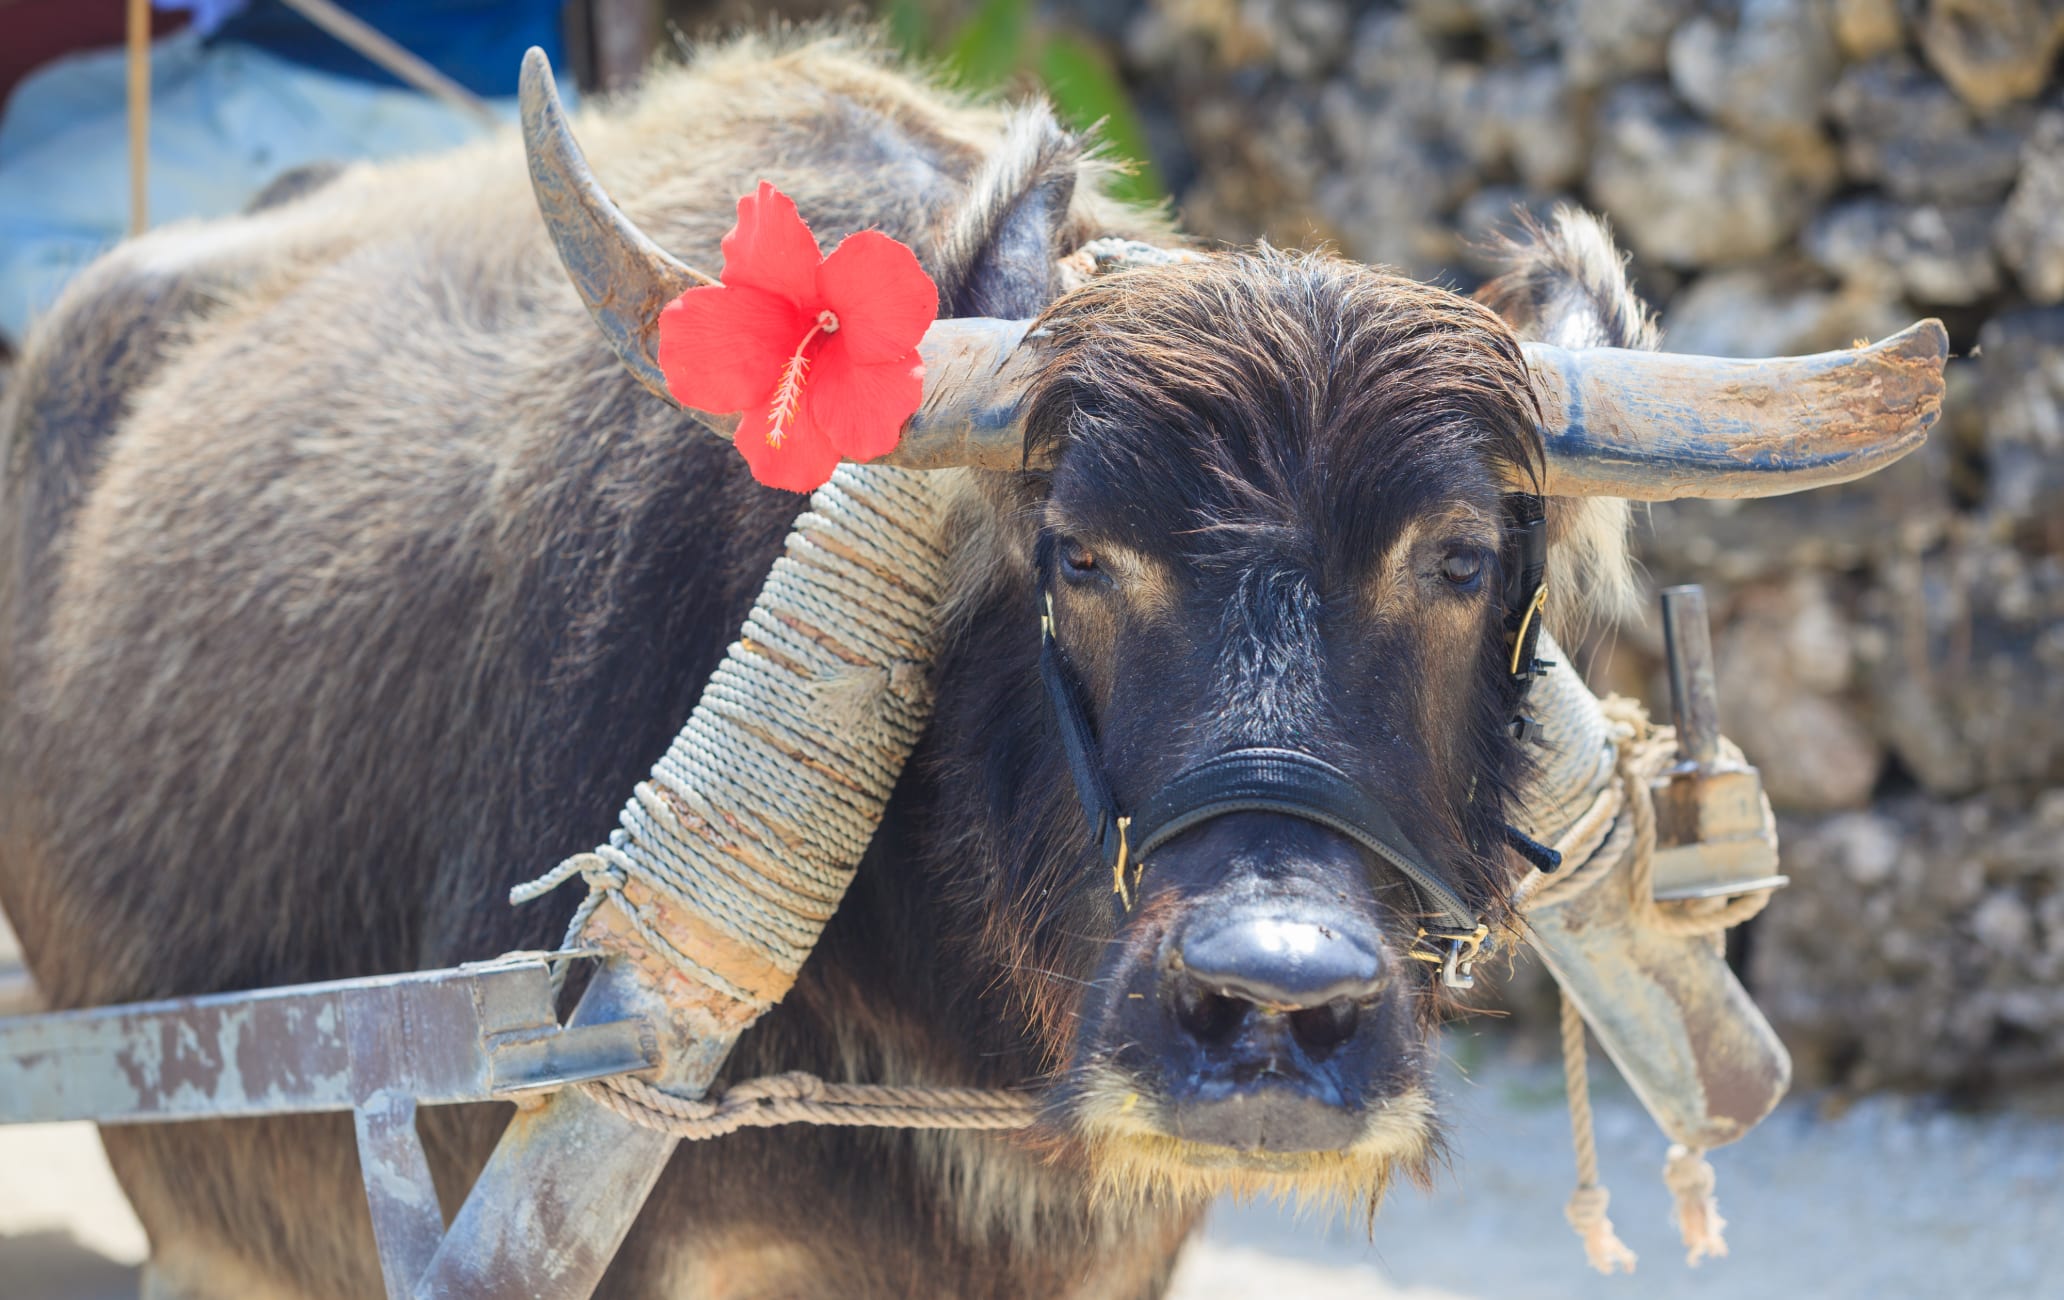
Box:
[1036,592,1482,925]
[1038,592,1128,869]
[1505,493,1551,739]
[1127,747,1478,932]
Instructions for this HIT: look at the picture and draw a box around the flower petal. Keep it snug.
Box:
[733,398,843,493]
[804,347,925,461]
[815,231,938,365]
[656,284,804,413]
[719,181,823,307]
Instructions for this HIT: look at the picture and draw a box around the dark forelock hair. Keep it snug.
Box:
[1024,249,1546,577]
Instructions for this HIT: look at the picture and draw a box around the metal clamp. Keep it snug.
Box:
[1651,586,1789,901]
[1411,923,1491,990]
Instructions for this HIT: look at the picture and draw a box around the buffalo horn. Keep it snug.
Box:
[518,47,1039,472]
[1524,322,1947,501]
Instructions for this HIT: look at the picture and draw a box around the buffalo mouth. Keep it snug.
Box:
[1061,1058,1438,1209]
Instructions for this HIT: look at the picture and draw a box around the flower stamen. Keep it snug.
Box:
[766,310,841,448]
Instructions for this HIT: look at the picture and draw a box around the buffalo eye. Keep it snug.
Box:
[1058,539,1105,586]
[1439,547,1487,591]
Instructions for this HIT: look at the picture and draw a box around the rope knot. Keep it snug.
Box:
[1564,1184,1638,1274]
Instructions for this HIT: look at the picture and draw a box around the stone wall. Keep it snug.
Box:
[1097,0,2064,1093]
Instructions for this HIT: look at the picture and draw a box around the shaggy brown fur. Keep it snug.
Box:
[0,29,1639,1300]
[1475,207,1652,627]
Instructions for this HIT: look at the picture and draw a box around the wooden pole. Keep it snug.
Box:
[126,0,149,236]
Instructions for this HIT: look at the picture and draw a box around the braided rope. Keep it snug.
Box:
[511,464,960,1008]
[1560,990,1637,1274]
[1511,781,1625,914]
[1664,1141,1730,1265]
[1518,634,1618,841]
[581,1071,1037,1140]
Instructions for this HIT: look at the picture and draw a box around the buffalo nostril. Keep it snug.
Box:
[1288,997,1360,1052]
[1173,980,1248,1044]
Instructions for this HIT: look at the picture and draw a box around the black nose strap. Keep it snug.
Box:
[1125,747,1478,932]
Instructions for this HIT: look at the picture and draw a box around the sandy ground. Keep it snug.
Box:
[5,1019,2061,1299]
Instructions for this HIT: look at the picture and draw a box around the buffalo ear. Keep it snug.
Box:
[933,108,1080,320]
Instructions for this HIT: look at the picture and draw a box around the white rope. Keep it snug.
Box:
[1560,989,1637,1273]
[512,464,960,1008]
[583,1071,1037,1139]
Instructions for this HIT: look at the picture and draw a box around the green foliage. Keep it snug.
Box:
[942,0,1030,89]
[883,0,1163,205]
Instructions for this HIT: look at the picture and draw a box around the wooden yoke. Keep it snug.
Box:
[417,464,962,1299]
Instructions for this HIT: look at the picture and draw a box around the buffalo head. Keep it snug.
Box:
[519,49,1943,1209]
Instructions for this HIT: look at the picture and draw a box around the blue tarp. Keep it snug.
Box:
[199,0,566,98]
[0,4,569,346]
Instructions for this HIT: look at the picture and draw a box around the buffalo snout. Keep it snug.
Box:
[1075,813,1435,1173]
[1160,907,1393,1153]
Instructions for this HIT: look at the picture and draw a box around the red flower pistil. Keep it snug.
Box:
[656,182,938,492]
[766,309,839,446]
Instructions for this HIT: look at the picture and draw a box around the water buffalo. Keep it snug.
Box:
[0,26,1933,1300]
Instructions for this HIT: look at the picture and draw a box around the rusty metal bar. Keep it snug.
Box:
[355,1092,445,1299]
[0,956,656,1126]
[0,955,670,1297]
[1652,585,1791,902]
[411,953,731,1300]
[1661,584,1721,769]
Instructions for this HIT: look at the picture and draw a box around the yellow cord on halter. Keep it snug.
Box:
[1510,583,1548,676]
[1110,817,1135,909]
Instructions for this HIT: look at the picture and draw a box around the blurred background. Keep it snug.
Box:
[2,0,2062,1295]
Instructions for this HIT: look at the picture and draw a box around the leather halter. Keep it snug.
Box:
[1035,496,1558,990]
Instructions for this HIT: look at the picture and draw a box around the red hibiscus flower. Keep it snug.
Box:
[656,182,938,492]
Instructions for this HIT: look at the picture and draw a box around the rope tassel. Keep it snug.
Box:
[1565,1185,1637,1276]
[1560,991,1638,1274]
[1664,1143,1730,1265]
